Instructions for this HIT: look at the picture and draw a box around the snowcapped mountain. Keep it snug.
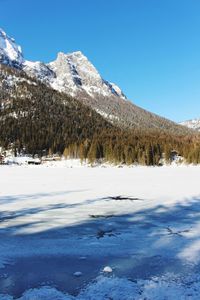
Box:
[24,51,126,100]
[0,28,126,101]
[0,28,24,68]
[0,28,194,134]
[180,119,200,131]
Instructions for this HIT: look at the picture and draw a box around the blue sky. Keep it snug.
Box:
[1,0,200,122]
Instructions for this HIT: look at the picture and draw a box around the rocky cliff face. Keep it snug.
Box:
[47,51,126,99]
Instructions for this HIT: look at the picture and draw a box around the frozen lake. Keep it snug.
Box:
[1,165,200,299]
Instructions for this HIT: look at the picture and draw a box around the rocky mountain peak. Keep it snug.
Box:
[48,50,126,99]
[0,28,24,68]
[0,27,126,100]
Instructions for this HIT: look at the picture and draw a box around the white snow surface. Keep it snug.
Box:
[1,165,200,299]
[1,274,200,300]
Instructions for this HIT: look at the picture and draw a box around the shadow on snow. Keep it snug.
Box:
[1,192,200,297]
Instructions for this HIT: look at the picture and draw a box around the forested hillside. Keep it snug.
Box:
[0,64,200,165]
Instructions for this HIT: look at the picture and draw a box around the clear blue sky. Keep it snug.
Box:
[1,0,200,122]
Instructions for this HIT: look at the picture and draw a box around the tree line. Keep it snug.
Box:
[0,63,200,165]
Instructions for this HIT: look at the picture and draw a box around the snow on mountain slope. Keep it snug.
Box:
[0,28,24,68]
[23,60,56,82]
[180,119,200,131]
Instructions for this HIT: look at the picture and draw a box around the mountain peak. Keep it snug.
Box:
[0,28,126,100]
[57,50,84,57]
[0,28,24,68]
[48,50,126,99]
[0,28,6,37]
[55,50,93,68]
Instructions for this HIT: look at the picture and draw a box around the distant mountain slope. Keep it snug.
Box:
[0,27,194,135]
[180,119,200,131]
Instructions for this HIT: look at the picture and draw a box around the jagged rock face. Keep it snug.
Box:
[180,119,200,131]
[48,51,126,99]
[47,52,84,95]
[0,28,24,68]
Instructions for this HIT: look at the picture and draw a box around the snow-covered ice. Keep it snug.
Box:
[1,165,200,299]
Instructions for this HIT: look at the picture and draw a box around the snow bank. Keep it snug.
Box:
[4,156,40,165]
[1,274,200,300]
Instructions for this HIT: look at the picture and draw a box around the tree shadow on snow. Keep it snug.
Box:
[1,193,200,297]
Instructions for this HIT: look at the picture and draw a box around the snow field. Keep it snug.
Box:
[1,165,200,299]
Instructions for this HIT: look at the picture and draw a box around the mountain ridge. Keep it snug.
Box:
[1,30,200,165]
[0,28,126,102]
[0,27,194,135]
